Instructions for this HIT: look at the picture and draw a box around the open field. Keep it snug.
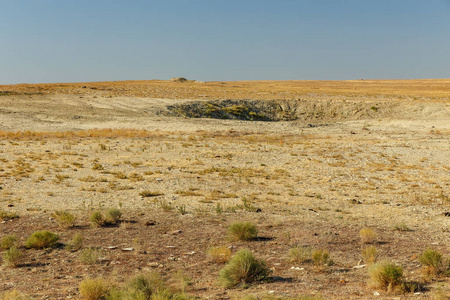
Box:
[0,79,449,299]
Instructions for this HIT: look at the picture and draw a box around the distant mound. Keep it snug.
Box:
[169,77,188,82]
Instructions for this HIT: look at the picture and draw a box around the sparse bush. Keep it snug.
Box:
[0,289,27,300]
[361,246,378,265]
[208,246,232,264]
[89,211,105,227]
[25,230,59,249]
[158,199,173,212]
[219,249,271,288]
[369,261,403,291]
[227,222,258,241]
[52,210,76,228]
[79,277,108,300]
[66,233,84,252]
[1,234,18,250]
[289,246,311,264]
[80,248,101,265]
[359,227,376,244]
[3,246,22,268]
[177,204,188,215]
[104,208,122,225]
[418,248,443,275]
[393,223,411,232]
[0,210,19,221]
[312,249,333,270]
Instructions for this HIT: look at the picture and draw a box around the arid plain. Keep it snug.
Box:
[0,79,449,299]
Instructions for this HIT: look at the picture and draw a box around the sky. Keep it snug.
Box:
[1,0,450,84]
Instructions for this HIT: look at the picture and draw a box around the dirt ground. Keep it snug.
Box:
[0,80,449,299]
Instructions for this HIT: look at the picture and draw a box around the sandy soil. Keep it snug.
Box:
[0,81,449,299]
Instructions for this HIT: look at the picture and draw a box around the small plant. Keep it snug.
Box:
[215,203,223,214]
[0,289,27,300]
[227,222,258,241]
[1,234,18,250]
[89,211,105,227]
[393,223,411,232]
[66,233,84,252]
[3,246,22,268]
[104,208,122,225]
[219,249,271,288]
[418,248,443,276]
[177,204,188,215]
[25,230,59,249]
[361,246,378,265]
[0,210,19,221]
[289,246,311,264]
[208,246,232,264]
[80,247,102,265]
[312,249,333,270]
[79,277,108,300]
[368,261,403,291]
[52,210,76,228]
[359,227,376,244]
[158,199,173,212]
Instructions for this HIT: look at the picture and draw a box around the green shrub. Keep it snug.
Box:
[418,248,443,275]
[361,246,378,265]
[25,230,59,249]
[208,246,232,264]
[66,233,84,252]
[0,234,18,250]
[89,211,105,227]
[52,210,76,228]
[0,289,27,300]
[0,210,19,221]
[359,227,376,244]
[104,208,122,225]
[3,246,22,268]
[289,246,311,263]
[219,249,271,288]
[79,277,108,300]
[312,249,333,270]
[227,222,258,241]
[369,261,403,291]
[80,248,101,265]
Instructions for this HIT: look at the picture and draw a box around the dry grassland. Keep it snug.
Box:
[0,79,449,299]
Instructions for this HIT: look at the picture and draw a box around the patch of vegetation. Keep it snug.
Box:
[393,223,411,232]
[0,234,18,250]
[227,222,258,241]
[52,210,76,228]
[80,248,102,265]
[368,261,403,291]
[219,249,271,288]
[104,208,122,224]
[359,227,376,244]
[25,230,60,249]
[289,246,312,264]
[418,248,449,276]
[0,210,19,221]
[312,249,333,270]
[79,277,108,300]
[361,246,378,265]
[66,233,84,252]
[3,246,22,268]
[208,246,232,264]
[158,199,174,212]
[89,208,122,227]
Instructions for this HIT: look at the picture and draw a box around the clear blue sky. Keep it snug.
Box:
[1,0,450,84]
